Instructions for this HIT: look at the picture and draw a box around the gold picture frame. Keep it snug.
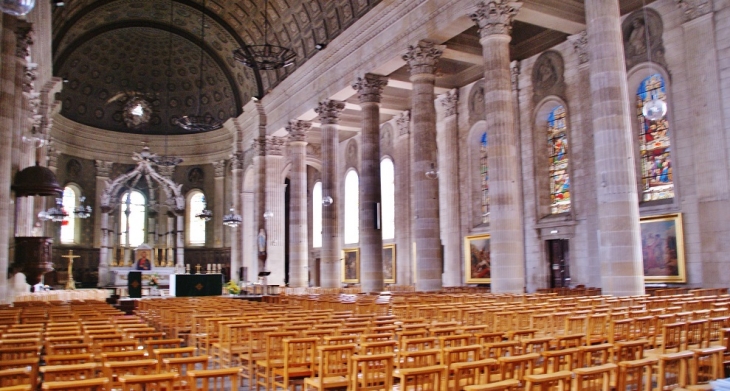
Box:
[465,234,491,284]
[383,244,396,284]
[640,213,686,283]
[342,248,360,283]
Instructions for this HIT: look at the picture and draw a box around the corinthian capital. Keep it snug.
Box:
[676,0,712,22]
[352,73,388,104]
[469,0,522,38]
[286,120,312,143]
[266,137,287,156]
[403,40,444,76]
[315,100,346,125]
[95,160,114,177]
[15,22,34,59]
[568,30,589,65]
[439,89,458,117]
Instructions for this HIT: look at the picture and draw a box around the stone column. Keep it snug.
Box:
[316,100,346,288]
[157,165,175,266]
[213,160,226,247]
[252,137,266,280]
[436,89,462,287]
[394,112,413,285]
[585,0,644,296]
[175,210,185,271]
[403,40,443,291]
[264,137,286,285]
[0,15,18,303]
[230,153,242,282]
[94,161,113,247]
[353,74,388,293]
[470,1,526,293]
[675,1,730,287]
[287,120,311,288]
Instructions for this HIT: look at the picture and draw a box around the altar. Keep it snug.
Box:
[169,274,222,297]
[108,267,176,286]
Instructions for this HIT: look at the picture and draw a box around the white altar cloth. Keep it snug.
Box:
[108,267,175,286]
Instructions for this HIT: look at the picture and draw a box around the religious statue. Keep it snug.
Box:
[629,18,647,56]
[257,228,267,261]
[136,249,152,270]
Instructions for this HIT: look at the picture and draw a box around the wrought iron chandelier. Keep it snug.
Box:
[38,198,68,222]
[232,0,296,70]
[223,207,242,228]
[73,196,93,219]
[196,196,213,222]
[178,0,222,132]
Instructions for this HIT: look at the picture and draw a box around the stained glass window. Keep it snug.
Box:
[312,182,322,248]
[548,106,571,214]
[380,158,395,240]
[60,186,77,244]
[119,190,146,247]
[188,191,206,245]
[480,132,489,224]
[637,74,673,201]
[344,170,359,244]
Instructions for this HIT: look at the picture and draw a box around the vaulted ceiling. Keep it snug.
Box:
[52,0,653,136]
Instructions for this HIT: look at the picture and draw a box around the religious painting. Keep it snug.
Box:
[383,244,396,284]
[342,248,360,283]
[465,234,491,284]
[134,248,154,270]
[640,213,686,283]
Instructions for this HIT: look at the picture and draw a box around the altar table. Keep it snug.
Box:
[169,274,223,297]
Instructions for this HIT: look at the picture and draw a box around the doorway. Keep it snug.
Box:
[546,239,570,288]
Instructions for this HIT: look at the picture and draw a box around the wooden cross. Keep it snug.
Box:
[62,250,81,290]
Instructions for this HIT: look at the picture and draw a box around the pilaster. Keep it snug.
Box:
[287,120,311,288]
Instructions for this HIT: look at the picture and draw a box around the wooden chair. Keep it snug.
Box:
[0,358,39,390]
[349,353,394,391]
[186,368,241,391]
[541,348,579,374]
[44,354,95,365]
[119,373,178,391]
[686,320,710,350]
[616,357,657,391]
[614,339,648,363]
[463,379,520,391]
[40,363,98,382]
[577,343,612,368]
[162,355,209,389]
[441,345,482,378]
[0,346,40,360]
[303,344,356,391]
[239,326,276,389]
[102,359,158,390]
[498,353,540,383]
[152,347,195,373]
[689,345,726,387]
[97,341,139,355]
[0,385,31,391]
[41,378,109,391]
[483,341,519,360]
[524,370,572,391]
[449,359,498,390]
[656,351,693,390]
[572,363,616,391]
[359,340,397,355]
[254,331,298,391]
[400,337,438,352]
[397,349,441,370]
[271,337,318,390]
[396,365,447,391]
[0,368,30,388]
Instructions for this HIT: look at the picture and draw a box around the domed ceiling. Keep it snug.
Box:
[52,0,383,134]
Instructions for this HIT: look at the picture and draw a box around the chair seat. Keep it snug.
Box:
[303,375,349,388]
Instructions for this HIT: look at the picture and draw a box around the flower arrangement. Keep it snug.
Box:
[148,274,160,287]
[224,280,241,295]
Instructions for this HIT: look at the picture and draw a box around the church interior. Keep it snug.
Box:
[1,0,730,388]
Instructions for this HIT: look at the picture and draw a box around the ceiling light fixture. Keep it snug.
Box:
[223,207,243,228]
[196,196,213,221]
[232,0,296,70]
[178,0,222,132]
[1,0,35,16]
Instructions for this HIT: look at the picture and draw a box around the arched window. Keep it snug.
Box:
[188,191,206,246]
[344,170,359,244]
[548,105,571,214]
[637,73,673,201]
[60,186,78,244]
[312,182,322,248]
[480,133,489,224]
[119,190,146,247]
[380,158,395,240]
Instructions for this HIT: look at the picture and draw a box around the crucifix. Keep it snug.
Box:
[62,250,81,290]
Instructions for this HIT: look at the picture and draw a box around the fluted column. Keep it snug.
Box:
[157,165,175,266]
[264,137,286,285]
[470,1,525,293]
[403,41,443,291]
[230,153,242,282]
[95,160,113,286]
[353,74,388,293]
[436,89,462,287]
[394,112,413,285]
[213,160,226,247]
[585,0,644,296]
[0,15,19,303]
[287,120,311,288]
[316,100,346,288]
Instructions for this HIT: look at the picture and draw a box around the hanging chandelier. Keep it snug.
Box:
[38,198,68,222]
[223,207,242,228]
[73,196,92,219]
[196,196,213,222]
[232,0,296,70]
[179,0,222,132]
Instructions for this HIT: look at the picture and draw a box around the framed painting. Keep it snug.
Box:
[342,248,360,283]
[383,244,396,284]
[640,213,686,283]
[465,234,491,284]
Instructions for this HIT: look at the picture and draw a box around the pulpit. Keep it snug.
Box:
[13,237,53,286]
[169,274,222,297]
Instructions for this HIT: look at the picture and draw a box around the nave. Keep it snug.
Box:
[1,290,729,390]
